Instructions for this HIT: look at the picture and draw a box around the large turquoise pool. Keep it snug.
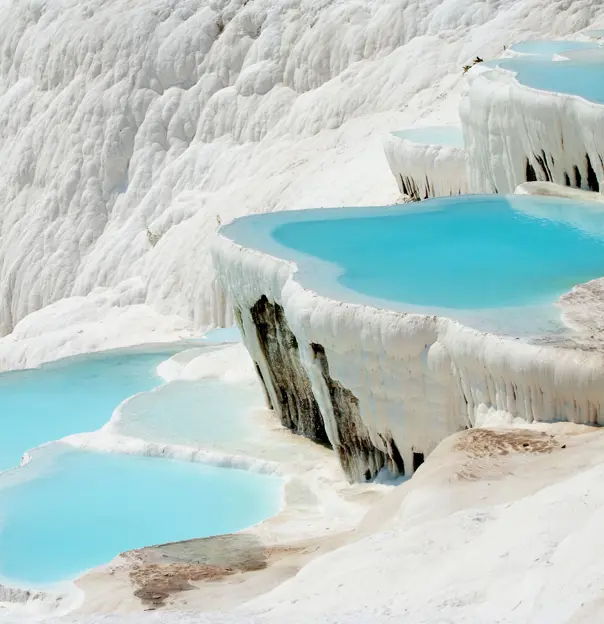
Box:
[221,195,604,333]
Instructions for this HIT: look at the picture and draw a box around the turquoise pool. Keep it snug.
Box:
[115,377,264,447]
[507,40,599,57]
[221,195,604,333]
[201,326,242,343]
[391,126,464,149]
[488,40,604,104]
[0,349,176,471]
[0,343,282,587]
[0,444,281,585]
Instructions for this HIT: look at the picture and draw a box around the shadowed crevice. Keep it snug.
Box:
[413,452,425,471]
[574,165,582,188]
[534,152,551,181]
[586,153,599,192]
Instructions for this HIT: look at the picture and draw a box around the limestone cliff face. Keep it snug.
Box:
[247,296,329,446]
[462,66,604,195]
[234,295,394,481]
[383,132,468,201]
[211,234,457,483]
[224,273,451,483]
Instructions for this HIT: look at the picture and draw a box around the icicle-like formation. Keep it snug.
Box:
[383,131,468,200]
[462,65,604,194]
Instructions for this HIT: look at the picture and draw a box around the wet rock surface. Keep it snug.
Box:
[311,343,390,482]
[249,296,330,446]
[126,534,305,609]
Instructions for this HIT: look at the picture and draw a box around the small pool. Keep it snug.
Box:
[0,444,281,586]
[201,326,242,343]
[489,41,604,104]
[0,349,176,471]
[115,376,264,447]
[221,195,604,334]
[507,40,599,57]
[391,126,464,149]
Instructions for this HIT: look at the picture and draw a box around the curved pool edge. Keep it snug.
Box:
[219,195,604,338]
[0,441,289,619]
[0,343,288,617]
[67,412,380,616]
[212,225,604,483]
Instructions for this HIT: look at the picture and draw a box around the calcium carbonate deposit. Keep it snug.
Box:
[0,0,600,355]
[2,0,604,623]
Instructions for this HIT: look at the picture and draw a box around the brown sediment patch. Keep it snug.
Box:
[130,562,240,608]
[455,428,559,459]
[124,533,308,609]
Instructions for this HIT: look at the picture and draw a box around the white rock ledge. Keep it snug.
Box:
[462,65,604,194]
[383,131,468,200]
[212,229,604,483]
[515,180,604,203]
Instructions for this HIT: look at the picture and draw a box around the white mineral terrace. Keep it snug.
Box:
[461,40,604,194]
[4,0,604,620]
[212,210,604,483]
[383,126,468,200]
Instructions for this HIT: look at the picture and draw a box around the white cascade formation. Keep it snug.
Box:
[383,131,467,200]
[462,58,604,194]
[0,0,601,343]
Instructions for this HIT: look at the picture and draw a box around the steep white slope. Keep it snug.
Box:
[1,0,602,343]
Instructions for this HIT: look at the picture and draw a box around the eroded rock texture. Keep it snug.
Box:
[249,296,330,446]
[311,343,396,482]
[525,152,600,191]
[246,296,412,482]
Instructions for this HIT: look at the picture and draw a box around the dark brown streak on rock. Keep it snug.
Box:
[412,452,425,471]
[574,165,582,188]
[586,153,599,192]
[311,343,390,481]
[534,152,550,182]
[249,296,330,446]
